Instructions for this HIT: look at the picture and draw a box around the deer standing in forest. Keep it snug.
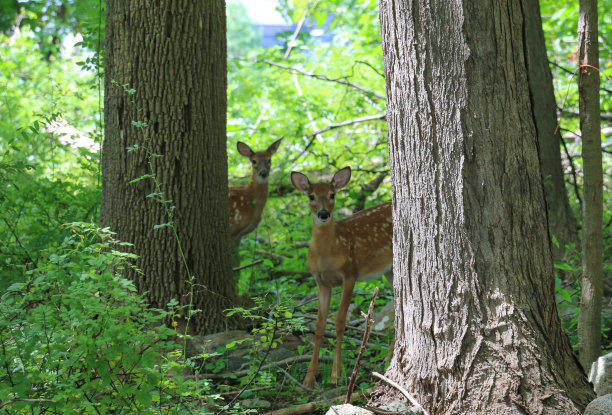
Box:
[229,139,282,249]
[291,166,393,387]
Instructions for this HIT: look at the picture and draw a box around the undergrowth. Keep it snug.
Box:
[0,223,237,414]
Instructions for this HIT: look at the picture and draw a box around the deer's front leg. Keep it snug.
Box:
[331,276,356,383]
[304,282,331,388]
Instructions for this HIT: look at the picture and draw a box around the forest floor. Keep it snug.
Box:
[198,296,396,414]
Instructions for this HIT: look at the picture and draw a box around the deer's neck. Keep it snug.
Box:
[310,219,338,250]
[247,175,270,204]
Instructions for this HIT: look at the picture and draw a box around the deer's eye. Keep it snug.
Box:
[309,194,315,201]
[330,193,335,200]
[251,160,257,165]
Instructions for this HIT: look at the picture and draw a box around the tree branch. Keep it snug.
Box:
[0,398,56,410]
[230,56,385,101]
[305,113,387,138]
[232,259,263,272]
[292,113,386,162]
[1,216,37,268]
[261,393,347,415]
[283,0,321,58]
[559,134,582,207]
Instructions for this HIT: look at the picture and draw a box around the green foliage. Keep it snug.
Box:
[555,243,612,352]
[0,162,100,290]
[0,0,105,61]
[0,0,610,412]
[540,0,612,220]
[227,1,262,56]
[0,224,244,414]
[540,2,612,354]
[0,224,176,413]
[0,28,101,291]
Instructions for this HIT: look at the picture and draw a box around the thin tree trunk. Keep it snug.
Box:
[102,0,237,334]
[375,0,594,413]
[576,0,603,372]
[523,0,578,267]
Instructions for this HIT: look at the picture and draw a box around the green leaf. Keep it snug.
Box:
[153,221,174,230]
[129,174,154,183]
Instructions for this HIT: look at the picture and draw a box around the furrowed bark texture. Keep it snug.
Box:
[577,0,603,372]
[377,0,594,413]
[522,0,578,264]
[102,0,237,334]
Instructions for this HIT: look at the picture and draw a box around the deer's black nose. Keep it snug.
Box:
[318,210,330,220]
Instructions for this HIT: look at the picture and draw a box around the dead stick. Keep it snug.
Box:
[371,371,429,415]
[232,259,263,272]
[345,286,379,404]
[262,388,373,415]
[0,398,56,410]
[261,395,344,415]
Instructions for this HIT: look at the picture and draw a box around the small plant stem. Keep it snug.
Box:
[117,82,196,356]
[223,315,278,412]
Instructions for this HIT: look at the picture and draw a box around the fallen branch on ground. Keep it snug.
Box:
[254,249,288,262]
[261,394,344,415]
[371,371,429,415]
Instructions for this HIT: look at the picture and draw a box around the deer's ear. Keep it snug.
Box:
[267,138,282,155]
[291,171,311,192]
[237,142,254,158]
[331,167,351,190]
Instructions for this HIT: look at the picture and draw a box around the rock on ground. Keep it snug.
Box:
[327,401,424,415]
[325,404,372,415]
[584,394,612,415]
[589,352,612,396]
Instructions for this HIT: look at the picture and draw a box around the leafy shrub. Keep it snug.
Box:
[0,159,100,292]
[0,223,205,414]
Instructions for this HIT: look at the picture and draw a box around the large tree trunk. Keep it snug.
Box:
[576,0,603,372]
[523,0,578,265]
[376,0,594,413]
[102,0,237,334]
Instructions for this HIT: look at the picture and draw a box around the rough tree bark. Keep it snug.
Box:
[576,0,603,372]
[102,0,238,334]
[375,0,594,413]
[523,0,578,265]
